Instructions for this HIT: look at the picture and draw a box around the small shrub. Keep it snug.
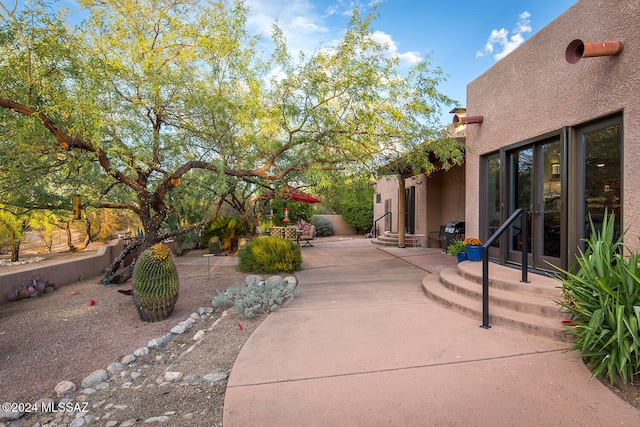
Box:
[447,239,465,256]
[208,236,222,254]
[555,212,640,385]
[237,237,302,273]
[209,275,298,318]
[312,216,334,237]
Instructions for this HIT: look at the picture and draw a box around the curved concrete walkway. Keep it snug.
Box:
[224,238,640,426]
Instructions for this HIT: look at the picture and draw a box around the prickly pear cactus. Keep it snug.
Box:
[132,243,179,322]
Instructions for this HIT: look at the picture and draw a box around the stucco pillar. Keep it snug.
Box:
[398,176,406,248]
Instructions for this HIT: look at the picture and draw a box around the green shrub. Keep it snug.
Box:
[312,216,334,237]
[209,275,298,318]
[237,237,302,273]
[337,195,373,233]
[201,216,243,248]
[447,239,465,256]
[208,236,222,254]
[555,212,640,385]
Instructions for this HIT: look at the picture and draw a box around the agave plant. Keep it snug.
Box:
[554,212,640,385]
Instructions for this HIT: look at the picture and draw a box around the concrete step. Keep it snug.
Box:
[371,232,424,247]
[422,262,572,343]
[457,261,561,298]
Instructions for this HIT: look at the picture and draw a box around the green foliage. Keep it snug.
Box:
[208,236,222,254]
[312,216,334,237]
[209,275,298,318]
[132,243,179,322]
[555,212,640,385]
[237,237,301,274]
[201,216,243,248]
[337,199,372,234]
[270,200,313,226]
[317,175,373,233]
[447,239,465,256]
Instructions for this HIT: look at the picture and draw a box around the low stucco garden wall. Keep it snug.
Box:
[0,239,124,305]
[315,214,357,235]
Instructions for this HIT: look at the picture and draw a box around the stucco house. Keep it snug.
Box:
[373,0,638,273]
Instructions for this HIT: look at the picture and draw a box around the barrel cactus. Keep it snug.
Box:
[132,243,179,322]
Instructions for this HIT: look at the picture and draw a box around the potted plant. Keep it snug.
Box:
[448,239,467,262]
[463,238,483,261]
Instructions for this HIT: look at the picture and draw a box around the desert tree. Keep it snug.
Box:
[0,0,462,282]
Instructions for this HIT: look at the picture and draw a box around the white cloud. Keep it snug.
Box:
[245,0,330,55]
[369,30,421,66]
[476,11,532,60]
[246,0,420,75]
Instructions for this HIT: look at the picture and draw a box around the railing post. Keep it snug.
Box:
[521,211,529,283]
[481,245,491,329]
[479,208,530,330]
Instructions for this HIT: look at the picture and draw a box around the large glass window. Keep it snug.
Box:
[487,155,501,247]
[583,123,622,239]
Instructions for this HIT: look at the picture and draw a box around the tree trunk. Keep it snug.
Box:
[102,237,145,284]
[59,222,77,251]
[10,242,20,263]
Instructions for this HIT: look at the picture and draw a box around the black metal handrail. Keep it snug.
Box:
[481,208,529,329]
[373,212,391,238]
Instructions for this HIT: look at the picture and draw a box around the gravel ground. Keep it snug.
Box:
[0,247,267,426]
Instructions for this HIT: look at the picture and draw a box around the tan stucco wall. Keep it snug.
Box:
[315,214,357,235]
[373,164,465,237]
[466,0,640,243]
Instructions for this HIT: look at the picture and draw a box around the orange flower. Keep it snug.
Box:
[463,237,482,246]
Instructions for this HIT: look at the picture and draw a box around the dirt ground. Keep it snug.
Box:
[0,245,267,426]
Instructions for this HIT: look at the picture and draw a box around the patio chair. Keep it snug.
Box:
[297,224,316,247]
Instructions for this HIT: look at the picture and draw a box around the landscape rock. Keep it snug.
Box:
[107,362,124,375]
[134,346,149,356]
[69,417,85,427]
[0,410,24,421]
[81,369,108,388]
[265,275,285,287]
[170,323,187,334]
[121,354,136,365]
[198,306,214,315]
[203,372,228,384]
[55,380,77,397]
[164,371,184,382]
[145,415,169,423]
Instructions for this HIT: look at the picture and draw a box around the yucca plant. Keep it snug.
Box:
[555,212,640,385]
[132,243,179,322]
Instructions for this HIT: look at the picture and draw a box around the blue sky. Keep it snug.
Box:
[245,0,578,125]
